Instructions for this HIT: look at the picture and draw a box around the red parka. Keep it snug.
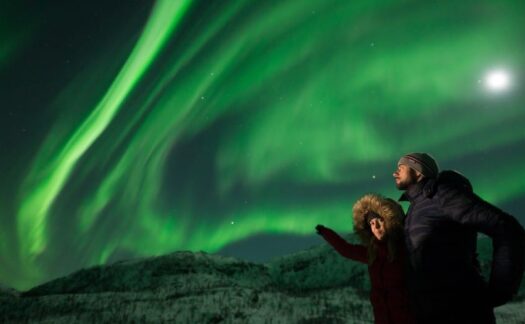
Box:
[317,194,416,324]
[319,227,415,324]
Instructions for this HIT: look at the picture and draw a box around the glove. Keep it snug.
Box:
[315,224,326,235]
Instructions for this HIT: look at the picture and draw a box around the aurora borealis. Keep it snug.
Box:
[2,0,525,290]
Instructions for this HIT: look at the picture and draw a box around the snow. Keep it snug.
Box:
[1,235,523,323]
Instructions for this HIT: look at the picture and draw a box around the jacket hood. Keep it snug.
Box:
[425,170,473,198]
[352,194,405,245]
[400,170,473,202]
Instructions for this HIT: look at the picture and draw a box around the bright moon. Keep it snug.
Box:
[484,69,511,92]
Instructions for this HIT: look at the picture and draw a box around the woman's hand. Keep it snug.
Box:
[315,224,327,235]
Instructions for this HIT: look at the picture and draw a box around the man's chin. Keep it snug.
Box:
[395,182,408,190]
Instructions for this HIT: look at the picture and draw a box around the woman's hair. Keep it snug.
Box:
[352,194,405,264]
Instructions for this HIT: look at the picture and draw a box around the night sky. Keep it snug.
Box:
[1,0,525,290]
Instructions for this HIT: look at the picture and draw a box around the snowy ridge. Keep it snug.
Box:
[0,283,19,298]
[1,235,524,323]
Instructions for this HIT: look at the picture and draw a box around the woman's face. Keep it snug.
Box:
[369,218,386,241]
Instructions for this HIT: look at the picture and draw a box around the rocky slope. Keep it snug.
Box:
[1,235,523,323]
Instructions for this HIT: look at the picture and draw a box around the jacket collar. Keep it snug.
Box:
[398,179,429,202]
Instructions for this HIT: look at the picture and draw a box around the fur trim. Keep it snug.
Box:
[352,193,405,246]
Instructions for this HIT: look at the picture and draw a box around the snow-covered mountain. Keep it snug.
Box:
[1,235,523,323]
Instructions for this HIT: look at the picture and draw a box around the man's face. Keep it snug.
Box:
[393,164,419,190]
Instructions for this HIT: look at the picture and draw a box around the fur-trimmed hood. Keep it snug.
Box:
[352,193,405,246]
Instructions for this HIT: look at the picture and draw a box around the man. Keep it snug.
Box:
[394,152,525,324]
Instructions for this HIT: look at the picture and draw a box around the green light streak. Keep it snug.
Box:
[17,0,192,262]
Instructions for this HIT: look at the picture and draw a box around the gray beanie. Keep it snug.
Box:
[398,153,439,178]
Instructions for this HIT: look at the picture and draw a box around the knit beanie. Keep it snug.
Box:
[398,153,439,178]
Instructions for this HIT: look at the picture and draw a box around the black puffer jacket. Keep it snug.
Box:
[400,170,525,323]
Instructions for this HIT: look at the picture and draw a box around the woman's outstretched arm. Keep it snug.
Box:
[316,225,368,264]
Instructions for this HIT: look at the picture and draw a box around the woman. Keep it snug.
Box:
[316,194,415,324]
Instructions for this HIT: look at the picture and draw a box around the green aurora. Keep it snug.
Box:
[1,0,525,289]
